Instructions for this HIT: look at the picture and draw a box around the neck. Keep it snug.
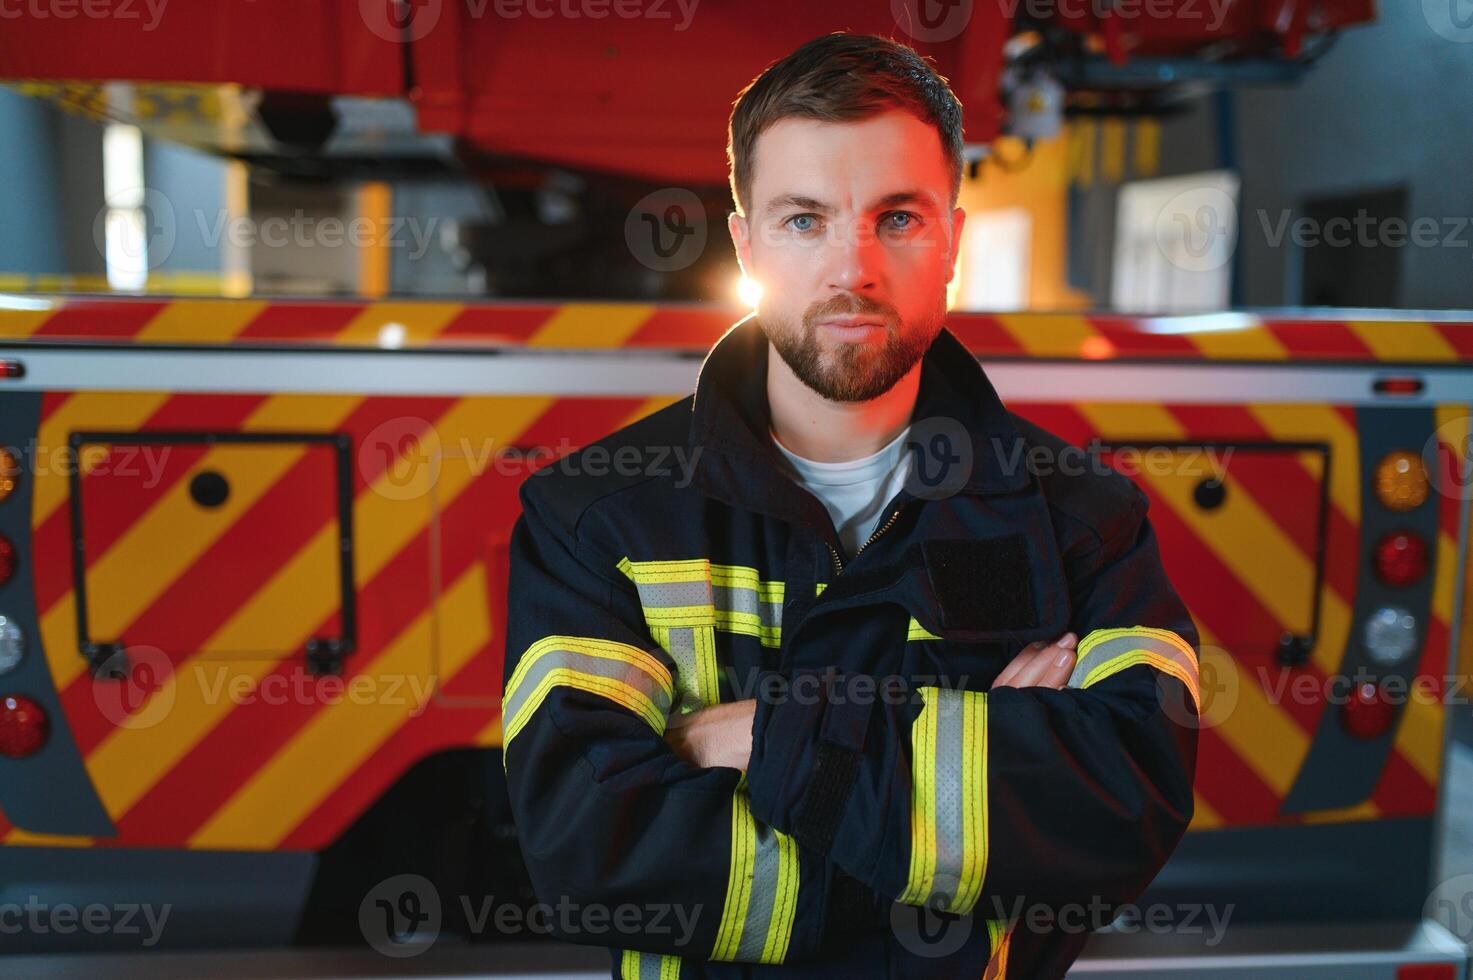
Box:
[766,339,921,462]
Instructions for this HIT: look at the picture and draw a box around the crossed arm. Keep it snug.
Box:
[501,481,1199,965]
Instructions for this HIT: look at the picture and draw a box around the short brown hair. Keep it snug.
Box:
[726,32,965,216]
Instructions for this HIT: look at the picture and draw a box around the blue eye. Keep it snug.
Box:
[885,212,918,230]
[787,214,817,233]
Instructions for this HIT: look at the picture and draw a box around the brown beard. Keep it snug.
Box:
[761,293,944,402]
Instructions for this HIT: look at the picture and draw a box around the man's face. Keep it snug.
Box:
[729,109,965,403]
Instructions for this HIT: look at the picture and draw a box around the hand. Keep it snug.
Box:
[990,632,1079,691]
[663,699,756,771]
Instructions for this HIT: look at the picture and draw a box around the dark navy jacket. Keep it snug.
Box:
[501,317,1200,979]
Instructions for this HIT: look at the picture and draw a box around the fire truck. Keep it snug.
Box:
[0,298,1469,977]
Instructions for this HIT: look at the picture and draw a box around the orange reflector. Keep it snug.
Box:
[1375,450,1430,512]
[0,447,17,503]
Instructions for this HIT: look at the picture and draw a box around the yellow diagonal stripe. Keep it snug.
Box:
[41,396,363,695]
[529,303,655,348]
[133,300,270,344]
[0,302,57,337]
[81,396,554,831]
[1346,321,1459,363]
[188,562,490,849]
[997,313,1102,359]
[32,392,174,528]
[1185,318,1290,361]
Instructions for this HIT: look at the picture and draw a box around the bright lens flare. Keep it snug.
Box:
[736,275,763,308]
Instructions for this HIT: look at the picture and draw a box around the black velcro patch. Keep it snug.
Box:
[922,534,1037,631]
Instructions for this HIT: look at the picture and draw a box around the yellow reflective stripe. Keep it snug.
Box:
[1071,626,1200,712]
[907,617,941,641]
[620,949,684,979]
[900,689,940,906]
[502,636,673,749]
[983,920,1013,979]
[712,791,799,964]
[713,793,756,960]
[901,687,989,914]
[956,691,988,913]
[619,557,785,651]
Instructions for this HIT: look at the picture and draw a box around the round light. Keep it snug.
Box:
[1364,605,1418,665]
[1374,531,1429,587]
[1341,680,1396,740]
[1374,450,1430,512]
[0,693,48,758]
[0,616,22,675]
[0,447,17,503]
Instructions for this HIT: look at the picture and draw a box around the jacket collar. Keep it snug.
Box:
[686,315,1032,525]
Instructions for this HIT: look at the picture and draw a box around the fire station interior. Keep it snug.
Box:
[1,2,1473,978]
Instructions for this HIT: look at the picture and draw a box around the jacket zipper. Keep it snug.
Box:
[826,507,902,576]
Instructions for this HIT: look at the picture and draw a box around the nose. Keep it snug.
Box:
[827,217,882,293]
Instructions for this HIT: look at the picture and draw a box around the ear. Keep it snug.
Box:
[728,210,753,275]
[944,206,967,285]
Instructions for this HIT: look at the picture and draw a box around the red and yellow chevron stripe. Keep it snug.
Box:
[4,298,1473,362]
[0,299,1469,854]
[1013,402,1468,832]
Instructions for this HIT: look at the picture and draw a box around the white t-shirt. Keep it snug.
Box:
[771,424,912,561]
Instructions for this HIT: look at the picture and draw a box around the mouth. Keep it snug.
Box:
[816,316,887,338]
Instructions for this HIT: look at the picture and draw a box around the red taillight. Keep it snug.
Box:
[1374,531,1429,587]
[0,533,15,587]
[0,694,48,758]
[1342,681,1396,739]
[1397,965,1455,980]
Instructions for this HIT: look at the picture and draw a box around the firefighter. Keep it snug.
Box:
[502,32,1200,979]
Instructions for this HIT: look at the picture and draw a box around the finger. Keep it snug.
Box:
[1010,635,1078,689]
[990,640,1049,689]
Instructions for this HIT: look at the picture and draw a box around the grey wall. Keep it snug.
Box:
[1232,4,1473,310]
